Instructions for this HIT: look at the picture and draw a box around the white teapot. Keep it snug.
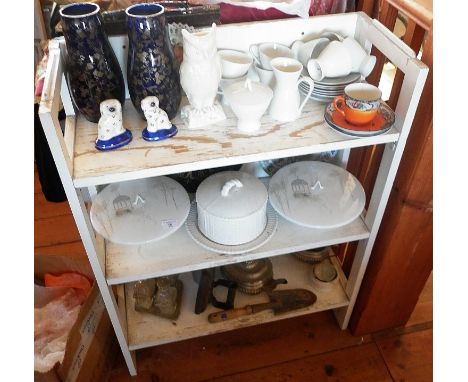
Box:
[341,37,376,77]
[307,41,353,81]
[307,38,376,81]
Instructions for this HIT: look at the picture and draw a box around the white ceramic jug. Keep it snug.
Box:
[269,58,314,122]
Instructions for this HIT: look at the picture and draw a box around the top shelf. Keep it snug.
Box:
[71,98,399,187]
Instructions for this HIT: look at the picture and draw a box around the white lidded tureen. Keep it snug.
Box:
[196,171,268,245]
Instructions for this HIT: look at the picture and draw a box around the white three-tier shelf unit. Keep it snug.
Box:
[39,12,428,375]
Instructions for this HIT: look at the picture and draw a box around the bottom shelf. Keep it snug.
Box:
[124,254,350,351]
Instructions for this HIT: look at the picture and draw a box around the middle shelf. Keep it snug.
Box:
[105,211,369,285]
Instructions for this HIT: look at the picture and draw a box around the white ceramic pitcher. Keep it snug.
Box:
[269,57,314,122]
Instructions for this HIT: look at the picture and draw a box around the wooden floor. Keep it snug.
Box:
[34,168,433,382]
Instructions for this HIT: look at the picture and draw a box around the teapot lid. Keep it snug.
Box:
[224,78,273,107]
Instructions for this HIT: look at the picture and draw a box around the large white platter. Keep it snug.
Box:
[90,177,190,245]
[268,161,365,229]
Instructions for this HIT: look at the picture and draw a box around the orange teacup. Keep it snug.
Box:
[333,83,382,125]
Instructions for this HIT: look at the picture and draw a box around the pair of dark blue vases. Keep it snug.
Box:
[60,2,181,123]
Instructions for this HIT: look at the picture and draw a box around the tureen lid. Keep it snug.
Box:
[196,171,267,219]
[224,78,273,106]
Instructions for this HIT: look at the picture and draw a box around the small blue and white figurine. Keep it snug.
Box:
[141,96,178,142]
[95,99,132,151]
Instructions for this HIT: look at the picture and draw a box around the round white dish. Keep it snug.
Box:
[186,202,278,254]
[196,171,268,245]
[268,161,366,229]
[90,177,190,245]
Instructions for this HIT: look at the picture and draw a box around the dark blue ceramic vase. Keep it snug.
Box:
[126,4,181,120]
[60,3,125,123]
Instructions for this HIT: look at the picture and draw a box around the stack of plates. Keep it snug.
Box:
[299,71,362,103]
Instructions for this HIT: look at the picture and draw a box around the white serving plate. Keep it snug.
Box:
[268,161,366,229]
[90,177,190,245]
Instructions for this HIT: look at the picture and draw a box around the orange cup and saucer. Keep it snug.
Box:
[325,83,395,137]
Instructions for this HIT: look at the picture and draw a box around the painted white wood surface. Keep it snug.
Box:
[72,98,399,187]
[333,16,429,329]
[125,254,349,350]
[63,116,75,165]
[105,212,369,285]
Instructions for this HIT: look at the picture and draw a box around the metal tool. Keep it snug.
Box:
[208,288,317,323]
[193,268,237,314]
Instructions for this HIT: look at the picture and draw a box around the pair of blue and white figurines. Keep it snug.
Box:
[95,96,178,151]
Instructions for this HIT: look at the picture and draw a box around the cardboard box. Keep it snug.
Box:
[34,256,116,382]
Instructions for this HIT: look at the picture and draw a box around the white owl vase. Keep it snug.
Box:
[141,96,178,142]
[179,23,226,129]
[95,99,132,151]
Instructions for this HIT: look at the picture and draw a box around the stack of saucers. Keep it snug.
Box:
[299,71,362,103]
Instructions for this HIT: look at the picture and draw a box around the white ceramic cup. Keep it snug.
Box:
[249,42,295,70]
[218,49,253,79]
[341,37,376,77]
[254,63,275,88]
[291,37,330,67]
[307,40,353,81]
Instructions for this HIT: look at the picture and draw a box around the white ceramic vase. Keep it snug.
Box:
[180,23,221,109]
[179,23,226,128]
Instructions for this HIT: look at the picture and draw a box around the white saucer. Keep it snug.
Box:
[90,177,190,245]
[185,202,278,254]
[268,161,366,229]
